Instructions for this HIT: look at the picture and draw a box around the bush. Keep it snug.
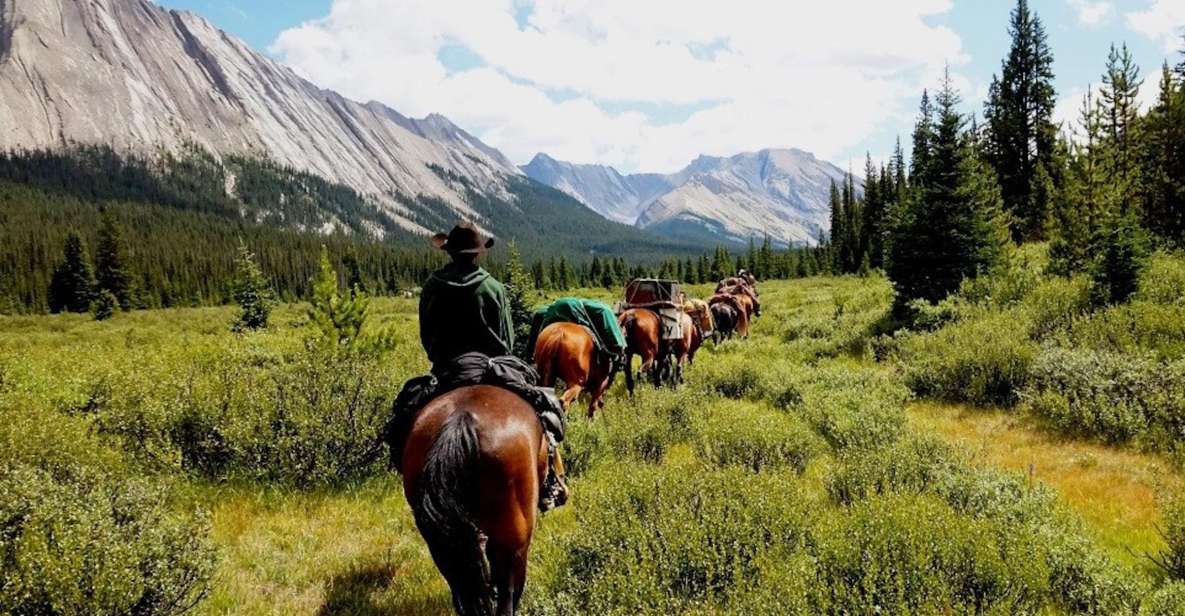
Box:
[1142,583,1185,616]
[1152,493,1185,581]
[95,343,400,486]
[796,365,910,451]
[813,494,1051,615]
[532,465,816,615]
[827,435,956,505]
[693,402,822,473]
[1022,275,1093,339]
[900,309,1037,407]
[1023,348,1185,448]
[0,463,214,615]
[1136,252,1185,306]
[1064,302,1185,360]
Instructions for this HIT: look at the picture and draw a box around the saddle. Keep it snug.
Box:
[382,352,567,473]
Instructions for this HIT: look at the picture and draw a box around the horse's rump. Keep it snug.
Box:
[403,386,546,616]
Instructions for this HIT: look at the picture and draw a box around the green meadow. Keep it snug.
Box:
[2,250,1184,615]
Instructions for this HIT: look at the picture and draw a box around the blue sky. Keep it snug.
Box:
[157,0,1183,173]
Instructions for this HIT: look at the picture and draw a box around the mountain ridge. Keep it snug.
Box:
[523,147,852,247]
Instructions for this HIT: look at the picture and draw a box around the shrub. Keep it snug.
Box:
[1064,302,1185,360]
[812,494,1051,615]
[795,364,910,452]
[95,343,400,486]
[1022,275,1092,339]
[693,403,822,474]
[1023,348,1185,448]
[532,465,816,615]
[1152,493,1185,581]
[0,463,214,615]
[1141,583,1185,616]
[1136,252,1185,306]
[899,309,1037,407]
[827,435,956,505]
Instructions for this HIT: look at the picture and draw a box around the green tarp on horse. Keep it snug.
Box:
[528,298,626,359]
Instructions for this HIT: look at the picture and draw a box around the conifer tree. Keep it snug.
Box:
[887,71,1009,310]
[1100,43,1143,215]
[861,153,886,268]
[1050,89,1111,275]
[910,90,936,185]
[828,180,844,272]
[1141,62,1185,245]
[308,246,369,351]
[95,208,132,310]
[92,289,117,321]
[983,0,1059,241]
[503,242,535,358]
[48,232,95,313]
[231,240,274,331]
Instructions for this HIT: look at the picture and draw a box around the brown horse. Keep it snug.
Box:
[401,385,563,616]
[667,311,696,384]
[719,283,761,317]
[682,299,713,365]
[710,301,740,343]
[710,293,750,337]
[534,322,616,417]
[617,308,663,396]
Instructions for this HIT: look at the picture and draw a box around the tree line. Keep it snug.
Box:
[825,0,1185,311]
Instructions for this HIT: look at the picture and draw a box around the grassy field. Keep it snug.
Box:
[3,266,1184,614]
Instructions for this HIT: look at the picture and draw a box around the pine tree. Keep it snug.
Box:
[827,180,844,272]
[48,232,95,313]
[503,242,536,358]
[1100,43,1144,215]
[1141,62,1185,245]
[308,246,369,351]
[983,0,1059,241]
[910,90,936,186]
[92,289,117,321]
[861,153,886,268]
[887,71,1009,310]
[95,208,132,310]
[231,240,274,331]
[1050,89,1112,275]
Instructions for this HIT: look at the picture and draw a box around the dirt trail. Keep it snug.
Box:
[909,401,1183,570]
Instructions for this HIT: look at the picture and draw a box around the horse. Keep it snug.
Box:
[617,308,663,396]
[718,283,761,317]
[667,311,696,385]
[682,299,714,365]
[709,293,750,338]
[534,322,617,417]
[401,385,564,616]
[710,301,739,344]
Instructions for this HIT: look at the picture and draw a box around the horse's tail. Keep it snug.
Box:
[411,411,494,616]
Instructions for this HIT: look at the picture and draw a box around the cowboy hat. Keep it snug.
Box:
[431,221,495,254]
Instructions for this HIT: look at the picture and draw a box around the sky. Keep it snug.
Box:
[155,0,1185,174]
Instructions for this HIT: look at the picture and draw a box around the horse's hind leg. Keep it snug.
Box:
[560,384,583,410]
[488,544,528,616]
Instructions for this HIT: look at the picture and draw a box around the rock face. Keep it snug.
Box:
[520,153,673,224]
[0,0,520,235]
[524,148,851,247]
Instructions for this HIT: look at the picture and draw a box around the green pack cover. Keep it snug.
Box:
[535,298,626,355]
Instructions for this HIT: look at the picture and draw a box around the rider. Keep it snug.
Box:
[389,221,568,510]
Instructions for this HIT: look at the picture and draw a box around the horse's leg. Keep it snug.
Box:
[624,352,635,398]
[488,547,515,616]
[560,383,583,410]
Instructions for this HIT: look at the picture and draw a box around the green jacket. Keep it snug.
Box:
[419,263,513,368]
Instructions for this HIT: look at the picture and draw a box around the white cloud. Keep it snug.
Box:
[271,0,968,173]
[1126,0,1185,53]
[1067,0,1113,27]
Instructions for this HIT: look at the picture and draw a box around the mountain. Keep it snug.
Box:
[0,0,692,259]
[521,153,673,224]
[523,148,852,247]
